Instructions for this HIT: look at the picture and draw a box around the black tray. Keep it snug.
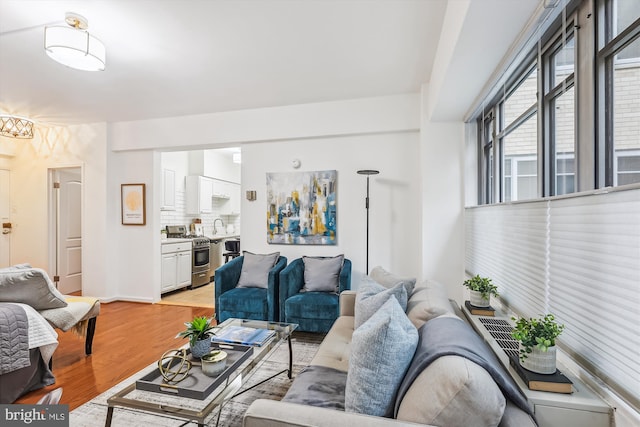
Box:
[136,343,253,400]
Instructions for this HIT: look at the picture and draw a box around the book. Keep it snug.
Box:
[212,326,276,347]
[465,300,495,316]
[507,353,573,394]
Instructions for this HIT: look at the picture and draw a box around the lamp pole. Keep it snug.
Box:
[357,169,379,275]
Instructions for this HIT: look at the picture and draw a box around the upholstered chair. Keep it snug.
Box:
[214,252,287,323]
[279,256,352,333]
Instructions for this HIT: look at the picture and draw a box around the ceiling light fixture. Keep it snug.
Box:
[0,115,34,139]
[44,12,106,71]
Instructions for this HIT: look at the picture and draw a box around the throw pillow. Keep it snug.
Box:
[236,251,280,288]
[354,276,408,329]
[406,279,455,328]
[302,255,344,292]
[369,265,416,295]
[345,297,418,417]
[0,268,68,310]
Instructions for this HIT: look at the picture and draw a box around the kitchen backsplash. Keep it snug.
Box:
[160,189,241,236]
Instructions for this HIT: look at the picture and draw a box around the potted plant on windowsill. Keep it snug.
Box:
[511,314,565,374]
[463,275,498,307]
[176,316,216,358]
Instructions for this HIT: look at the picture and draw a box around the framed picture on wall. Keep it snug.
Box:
[121,183,146,225]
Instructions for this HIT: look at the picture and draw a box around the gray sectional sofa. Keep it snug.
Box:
[244,273,537,427]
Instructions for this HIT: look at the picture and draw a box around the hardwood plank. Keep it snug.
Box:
[15,301,213,410]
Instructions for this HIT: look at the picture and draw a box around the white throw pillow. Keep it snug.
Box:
[369,265,416,295]
[0,268,68,310]
[236,251,280,288]
[302,255,344,292]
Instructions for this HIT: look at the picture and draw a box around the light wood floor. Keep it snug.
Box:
[15,301,212,410]
[159,283,214,308]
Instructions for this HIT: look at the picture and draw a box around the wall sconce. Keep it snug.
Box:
[246,190,257,201]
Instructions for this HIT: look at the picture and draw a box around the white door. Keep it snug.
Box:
[0,169,10,268]
[55,168,82,294]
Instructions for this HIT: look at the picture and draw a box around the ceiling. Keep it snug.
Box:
[0,0,540,126]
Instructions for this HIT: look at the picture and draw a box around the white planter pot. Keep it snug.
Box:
[470,290,490,307]
[201,350,227,377]
[519,344,557,374]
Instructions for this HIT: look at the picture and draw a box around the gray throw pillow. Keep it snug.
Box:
[369,265,416,295]
[0,268,68,310]
[354,276,408,329]
[345,297,419,417]
[302,255,344,292]
[237,251,280,288]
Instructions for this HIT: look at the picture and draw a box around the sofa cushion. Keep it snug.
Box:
[369,266,416,295]
[0,268,68,310]
[309,316,353,372]
[354,277,407,329]
[396,355,506,427]
[345,297,418,417]
[405,279,454,328]
[282,365,347,410]
[302,255,344,292]
[237,251,279,288]
[285,292,339,320]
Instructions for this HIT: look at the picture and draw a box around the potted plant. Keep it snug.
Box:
[176,316,216,358]
[463,275,498,307]
[511,314,565,374]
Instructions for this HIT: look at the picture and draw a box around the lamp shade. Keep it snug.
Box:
[44,26,106,71]
[0,116,34,139]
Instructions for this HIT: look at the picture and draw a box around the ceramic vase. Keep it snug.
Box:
[190,338,211,359]
[201,350,228,377]
[470,290,490,307]
[519,344,557,374]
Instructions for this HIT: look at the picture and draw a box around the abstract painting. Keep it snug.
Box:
[267,170,337,245]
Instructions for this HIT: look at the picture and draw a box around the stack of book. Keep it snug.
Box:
[465,300,495,316]
[212,326,276,347]
[507,353,573,393]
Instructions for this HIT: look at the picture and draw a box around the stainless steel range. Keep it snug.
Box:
[165,225,211,289]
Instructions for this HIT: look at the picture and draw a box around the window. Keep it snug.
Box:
[599,0,640,187]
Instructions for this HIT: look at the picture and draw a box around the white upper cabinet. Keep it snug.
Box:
[161,169,176,211]
[186,175,213,214]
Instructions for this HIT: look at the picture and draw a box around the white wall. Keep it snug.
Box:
[1,123,108,298]
[241,133,422,287]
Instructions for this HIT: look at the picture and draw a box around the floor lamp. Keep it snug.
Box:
[357,169,379,275]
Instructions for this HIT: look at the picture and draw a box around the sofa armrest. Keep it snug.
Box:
[244,400,431,427]
[339,290,357,317]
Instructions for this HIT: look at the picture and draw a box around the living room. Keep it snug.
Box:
[1,1,639,426]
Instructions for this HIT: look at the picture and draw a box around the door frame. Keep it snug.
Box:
[48,164,84,291]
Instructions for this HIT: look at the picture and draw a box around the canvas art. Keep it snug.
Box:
[267,170,337,245]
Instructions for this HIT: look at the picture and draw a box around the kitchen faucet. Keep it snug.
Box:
[213,218,224,235]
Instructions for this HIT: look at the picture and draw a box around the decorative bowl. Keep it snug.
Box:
[200,350,228,377]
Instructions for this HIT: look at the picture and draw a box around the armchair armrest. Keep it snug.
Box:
[279,258,304,322]
[267,256,287,322]
[338,259,352,293]
[214,256,243,322]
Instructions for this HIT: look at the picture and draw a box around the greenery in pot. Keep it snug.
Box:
[511,314,565,363]
[463,275,499,300]
[176,316,216,346]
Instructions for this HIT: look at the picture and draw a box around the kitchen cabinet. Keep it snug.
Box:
[186,175,213,214]
[161,169,176,211]
[161,241,192,293]
[221,182,241,215]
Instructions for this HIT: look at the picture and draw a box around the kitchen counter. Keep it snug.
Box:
[206,234,240,242]
[162,238,193,244]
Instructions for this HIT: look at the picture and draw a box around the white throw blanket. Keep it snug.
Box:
[14,303,59,365]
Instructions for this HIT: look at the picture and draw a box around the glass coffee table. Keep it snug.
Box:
[104,318,298,427]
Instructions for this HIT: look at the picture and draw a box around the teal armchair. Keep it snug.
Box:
[215,255,287,323]
[279,257,352,333]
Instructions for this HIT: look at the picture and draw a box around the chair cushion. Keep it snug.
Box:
[369,266,416,295]
[285,292,339,320]
[345,297,418,417]
[354,277,407,329]
[0,268,68,310]
[302,255,344,292]
[218,288,268,315]
[237,251,279,288]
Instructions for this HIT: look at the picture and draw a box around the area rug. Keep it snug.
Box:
[70,332,323,426]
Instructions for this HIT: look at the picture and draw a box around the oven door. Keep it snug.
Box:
[193,246,210,271]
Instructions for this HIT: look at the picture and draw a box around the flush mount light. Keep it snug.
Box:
[44,12,106,71]
[0,115,34,139]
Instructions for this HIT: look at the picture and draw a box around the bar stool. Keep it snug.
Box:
[223,239,241,263]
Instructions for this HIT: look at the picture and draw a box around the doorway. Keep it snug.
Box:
[0,169,10,268]
[49,167,82,294]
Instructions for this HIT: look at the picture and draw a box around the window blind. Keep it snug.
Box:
[465,187,640,409]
